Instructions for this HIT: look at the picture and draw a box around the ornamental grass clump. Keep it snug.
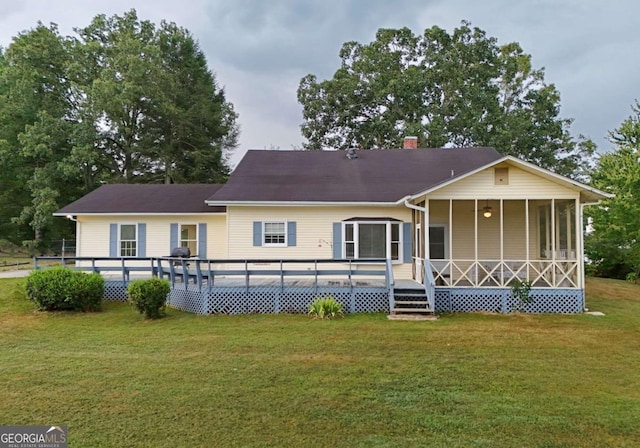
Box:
[308,296,344,319]
[127,277,170,319]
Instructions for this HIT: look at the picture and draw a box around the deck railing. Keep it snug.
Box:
[427,259,579,288]
[33,256,392,291]
[156,258,391,292]
[423,261,436,310]
[34,256,157,282]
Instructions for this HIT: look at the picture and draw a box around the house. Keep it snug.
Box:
[55,138,611,314]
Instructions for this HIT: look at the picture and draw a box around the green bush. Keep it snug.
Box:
[308,296,344,319]
[510,279,533,312]
[127,277,170,319]
[25,267,104,311]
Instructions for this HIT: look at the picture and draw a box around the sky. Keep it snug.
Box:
[0,0,638,167]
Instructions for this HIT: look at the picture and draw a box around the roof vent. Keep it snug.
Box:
[346,147,358,159]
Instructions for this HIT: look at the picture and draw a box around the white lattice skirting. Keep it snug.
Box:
[104,281,584,314]
[434,288,584,313]
[167,285,390,315]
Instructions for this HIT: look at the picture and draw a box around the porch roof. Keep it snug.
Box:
[409,156,613,203]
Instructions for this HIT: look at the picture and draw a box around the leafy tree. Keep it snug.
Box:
[0,24,80,250]
[150,20,237,183]
[74,10,238,184]
[298,22,594,178]
[0,10,239,249]
[585,102,640,279]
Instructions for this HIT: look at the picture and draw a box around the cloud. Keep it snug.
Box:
[1,0,639,161]
[200,0,430,77]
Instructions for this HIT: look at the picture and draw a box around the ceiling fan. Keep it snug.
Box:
[471,200,493,218]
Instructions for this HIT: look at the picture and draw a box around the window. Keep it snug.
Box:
[429,225,446,259]
[343,221,401,260]
[263,221,286,246]
[180,224,197,255]
[119,224,137,257]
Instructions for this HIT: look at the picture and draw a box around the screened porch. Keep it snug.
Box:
[412,198,582,289]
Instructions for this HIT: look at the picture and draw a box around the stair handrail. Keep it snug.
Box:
[386,258,395,311]
[423,260,436,311]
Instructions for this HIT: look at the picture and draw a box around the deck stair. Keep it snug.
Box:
[390,286,436,319]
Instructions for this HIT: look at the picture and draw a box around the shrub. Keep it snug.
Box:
[127,277,170,319]
[308,296,344,319]
[25,267,104,311]
[510,279,533,312]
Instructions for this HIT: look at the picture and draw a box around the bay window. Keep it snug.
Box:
[343,221,401,260]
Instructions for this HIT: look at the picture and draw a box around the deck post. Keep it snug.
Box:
[314,260,318,295]
[349,260,355,312]
[196,260,203,292]
[181,259,188,290]
[245,260,249,294]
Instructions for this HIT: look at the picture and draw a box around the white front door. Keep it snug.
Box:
[414,224,423,283]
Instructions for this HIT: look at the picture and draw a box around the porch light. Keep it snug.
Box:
[482,201,493,218]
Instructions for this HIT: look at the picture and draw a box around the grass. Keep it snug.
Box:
[1,277,639,447]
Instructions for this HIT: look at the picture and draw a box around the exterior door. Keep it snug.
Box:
[414,224,423,282]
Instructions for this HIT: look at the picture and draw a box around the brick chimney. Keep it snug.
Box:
[403,136,418,149]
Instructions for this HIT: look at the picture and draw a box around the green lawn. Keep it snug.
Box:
[1,277,639,447]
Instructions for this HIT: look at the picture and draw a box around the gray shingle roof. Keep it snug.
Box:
[207,147,502,203]
[56,184,225,214]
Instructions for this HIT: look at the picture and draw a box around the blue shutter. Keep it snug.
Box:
[138,223,147,257]
[402,222,413,263]
[170,223,178,253]
[109,224,118,257]
[253,222,262,247]
[332,223,342,259]
[287,221,297,247]
[198,223,207,258]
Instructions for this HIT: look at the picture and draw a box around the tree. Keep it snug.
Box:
[0,10,239,249]
[297,22,594,178]
[585,102,640,279]
[74,10,238,184]
[0,24,81,250]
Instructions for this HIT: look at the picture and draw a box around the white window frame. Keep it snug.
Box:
[428,224,449,260]
[262,221,287,247]
[119,223,137,257]
[342,221,401,261]
[179,223,199,255]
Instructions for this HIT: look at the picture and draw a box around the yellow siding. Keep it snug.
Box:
[429,165,580,199]
[76,215,227,258]
[226,205,413,279]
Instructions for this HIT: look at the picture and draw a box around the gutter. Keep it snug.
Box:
[402,197,426,213]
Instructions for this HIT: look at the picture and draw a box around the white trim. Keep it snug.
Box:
[428,223,449,259]
[408,156,612,201]
[118,223,138,258]
[178,222,199,254]
[262,220,288,247]
[341,220,402,261]
[205,201,402,207]
[53,212,226,217]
